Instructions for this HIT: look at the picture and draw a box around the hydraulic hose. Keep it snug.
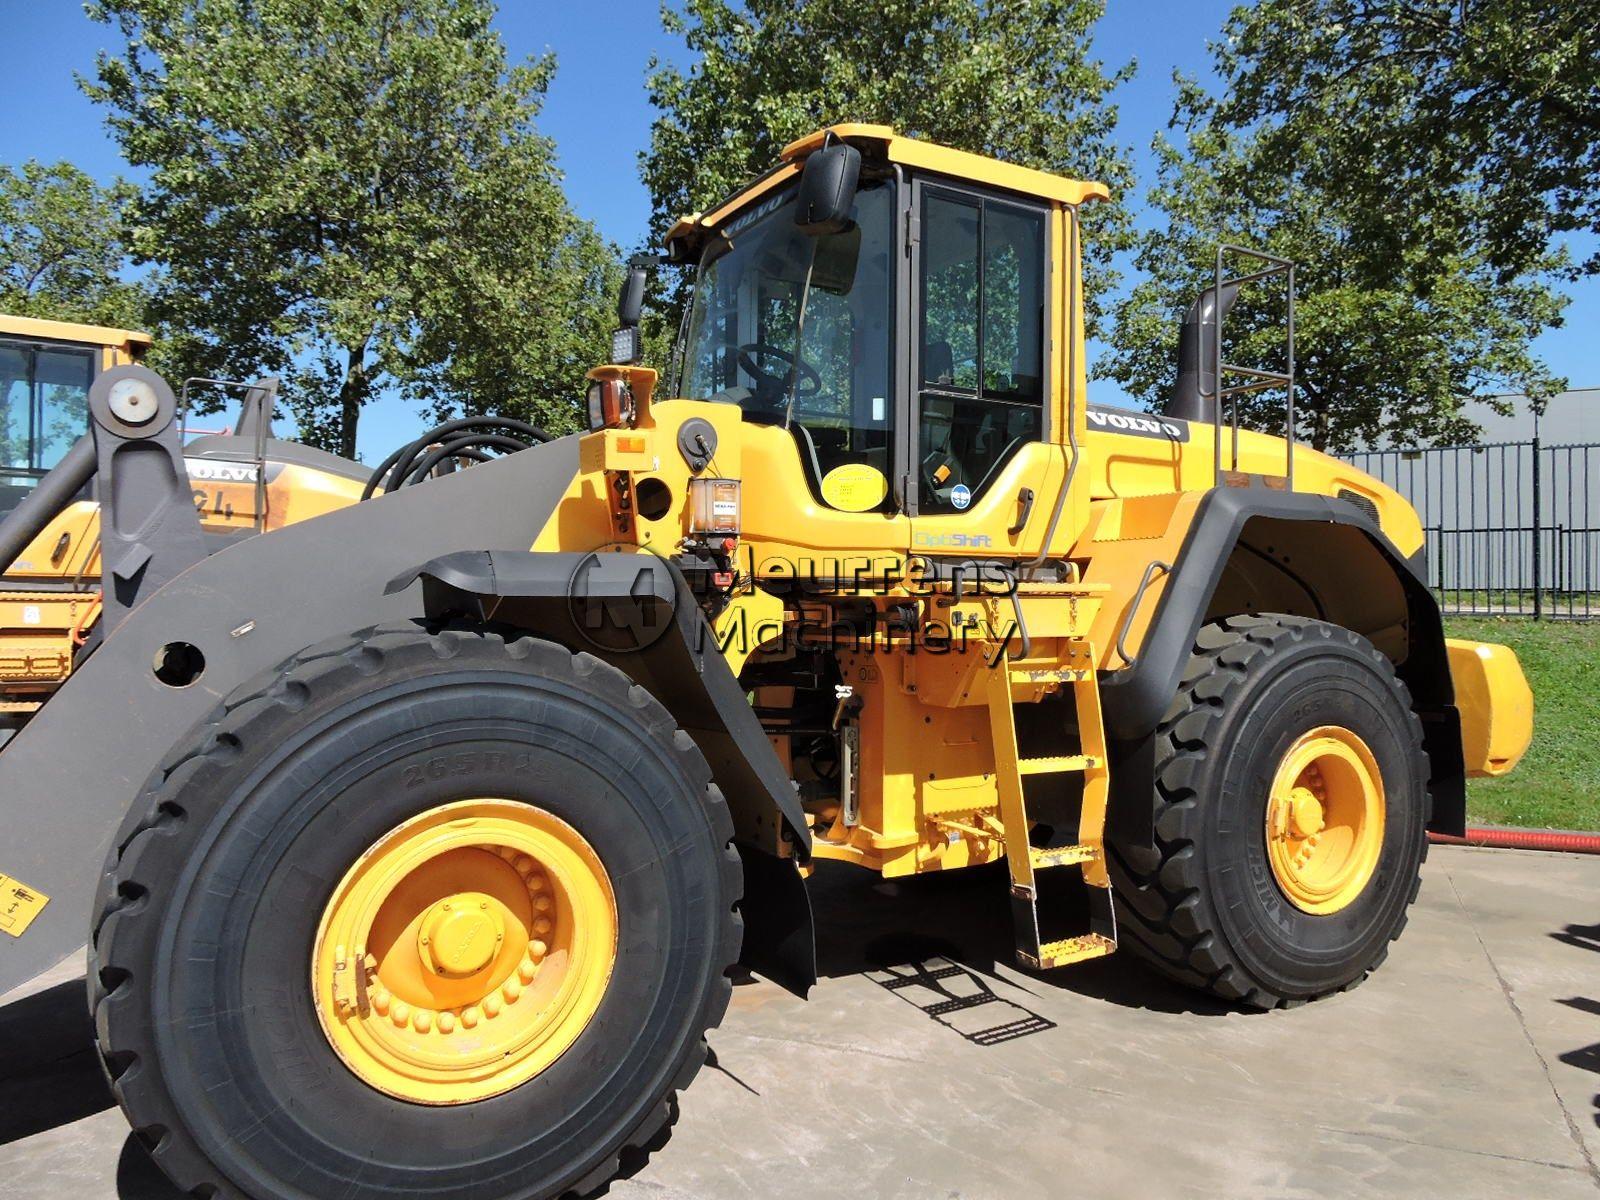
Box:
[361,416,551,500]
[0,435,97,572]
[1429,827,1600,855]
[403,434,530,487]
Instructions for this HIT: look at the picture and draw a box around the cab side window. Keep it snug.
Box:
[918,190,1046,513]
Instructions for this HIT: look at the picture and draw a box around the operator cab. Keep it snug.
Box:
[659,125,1103,518]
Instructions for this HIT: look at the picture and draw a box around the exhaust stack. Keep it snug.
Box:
[1166,283,1239,423]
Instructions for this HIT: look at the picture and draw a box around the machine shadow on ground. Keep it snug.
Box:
[0,979,112,1146]
[1551,922,1600,1135]
[0,977,182,1199]
[792,859,1235,1019]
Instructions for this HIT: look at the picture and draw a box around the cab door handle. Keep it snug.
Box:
[1009,487,1035,534]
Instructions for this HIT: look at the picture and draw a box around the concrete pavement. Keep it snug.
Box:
[2,845,1597,1198]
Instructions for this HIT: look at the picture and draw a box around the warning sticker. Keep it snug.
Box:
[0,873,49,938]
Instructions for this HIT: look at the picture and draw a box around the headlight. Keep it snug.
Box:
[586,378,633,430]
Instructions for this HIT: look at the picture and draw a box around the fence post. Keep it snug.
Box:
[1531,436,1542,620]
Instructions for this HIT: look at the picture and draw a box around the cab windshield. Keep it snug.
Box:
[681,180,894,499]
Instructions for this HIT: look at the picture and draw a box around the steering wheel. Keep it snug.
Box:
[737,342,821,407]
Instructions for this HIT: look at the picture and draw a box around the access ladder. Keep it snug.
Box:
[984,637,1117,970]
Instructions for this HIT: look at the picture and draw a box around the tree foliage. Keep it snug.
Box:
[641,0,1135,359]
[1102,65,1569,452]
[1215,0,1600,281]
[84,0,620,456]
[0,160,146,330]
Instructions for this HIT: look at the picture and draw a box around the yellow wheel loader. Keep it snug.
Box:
[0,127,1533,1200]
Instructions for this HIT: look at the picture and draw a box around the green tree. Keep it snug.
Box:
[1102,72,1568,452]
[0,160,146,329]
[85,0,620,456]
[641,0,1135,364]
[1214,0,1600,281]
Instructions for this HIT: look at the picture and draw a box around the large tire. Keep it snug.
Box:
[1108,614,1429,1008]
[91,624,741,1200]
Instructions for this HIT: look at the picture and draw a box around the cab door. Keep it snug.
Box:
[907,179,1058,559]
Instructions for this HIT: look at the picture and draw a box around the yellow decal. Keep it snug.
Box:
[820,463,889,512]
[0,873,49,938]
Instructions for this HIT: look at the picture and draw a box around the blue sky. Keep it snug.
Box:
[2,1,1593,461]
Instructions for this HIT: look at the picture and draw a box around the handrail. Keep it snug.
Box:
[1209,244,1296,489]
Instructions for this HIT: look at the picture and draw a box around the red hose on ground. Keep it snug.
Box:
[1429,827,1600,855]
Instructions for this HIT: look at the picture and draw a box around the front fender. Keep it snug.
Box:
[392,548,811,859]
[397,548,817,996]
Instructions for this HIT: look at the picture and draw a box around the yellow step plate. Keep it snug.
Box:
[1018,755,1096,775]
[1021,933,1116,970]
[1008,666,1091,685]
[1030,844,1096,868]
[1014,581,1110,594]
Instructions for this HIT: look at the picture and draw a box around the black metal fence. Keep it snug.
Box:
[1343,440,1598,620]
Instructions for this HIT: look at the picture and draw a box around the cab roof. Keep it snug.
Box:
[0,312,153,354]
[665,123,1111,257]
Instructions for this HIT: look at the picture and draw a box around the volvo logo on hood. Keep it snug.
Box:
[1087,405,1189,443]
[184,458,285,484]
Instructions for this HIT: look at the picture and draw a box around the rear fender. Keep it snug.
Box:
[1101,487,1466,848]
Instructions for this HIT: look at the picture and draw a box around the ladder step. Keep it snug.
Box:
[1018,755,1098,775]
[1019,933,1117,971]
[1014,581,1110,595]
[1029,843,1096,869]
[1008,666,1091,684]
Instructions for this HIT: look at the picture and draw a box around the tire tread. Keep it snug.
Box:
[1108,613,1431,1010]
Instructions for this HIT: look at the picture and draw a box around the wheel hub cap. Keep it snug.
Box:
[419,893,503,977]
[312,799,617,1105]
[1265,727,1385,915]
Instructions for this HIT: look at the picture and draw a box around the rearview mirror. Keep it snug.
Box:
[617,261,648,327]
[794,135,861,236]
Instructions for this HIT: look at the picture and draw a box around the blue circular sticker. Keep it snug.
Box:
[950,483,972,510]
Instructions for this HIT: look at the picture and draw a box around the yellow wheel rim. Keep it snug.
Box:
[1264,726,1385,915]
[312,799,617,1105]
